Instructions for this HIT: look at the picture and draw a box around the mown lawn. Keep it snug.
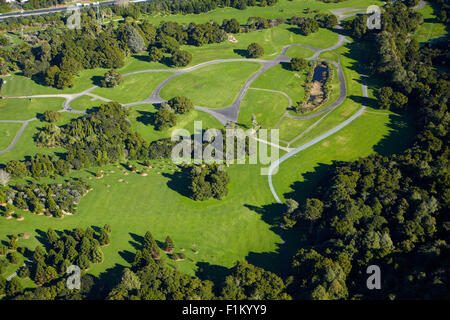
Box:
[0,160,284,279]
[238,89,289,129]
[413,2,447,43]
[0,122,22,151]
[272,111,415,203]
[92,72,175,104]
[127,104,223,143]
[160,61,261,108]
[0,98,64,120]
[251,63,307,104]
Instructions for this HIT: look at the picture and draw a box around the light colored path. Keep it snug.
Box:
[267,106,366,203]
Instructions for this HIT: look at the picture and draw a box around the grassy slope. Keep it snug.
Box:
[251,63,307,103]
[272,111,415,203]
[160,61,261,108]
[413,2,447,43]
[238,89,289,129]
[128,104,223,142]
[92,72,175,104]
[0,122,22,151]
[0,98,64,120]
[0,161,283,277]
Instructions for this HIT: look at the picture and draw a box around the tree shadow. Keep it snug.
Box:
[162,169,191,199]
[195,262,229,292]
[283,162,331,204]
[280,61,292,71]
[91,75,104,87]
[118,250,135,264]
[373,113,416,156]
[286,27,302,35]
[233,49,249,58]
[349,94,378,109]
[136,110,155,126]
[93,263,126,296]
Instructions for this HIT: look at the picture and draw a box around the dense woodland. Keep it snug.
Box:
[282,1,449,299]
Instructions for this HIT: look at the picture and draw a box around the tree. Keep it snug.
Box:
[100,70,123,88]
[99,229,110,246]
[222,18,241,33]
[154,109,177,131]
[120,268,141,291]
[168,96,194,114]
[247,42,264,58]
[127,25,145,53]
[45,65,60,87]
[171,50,192,67]
[290,57,308,71]
[91,246,104,263]
[41,110,61,123]
[6,277,23,297]
[149,46,164,62]
[8,252,20,264]
[164,236,174,253]
[55,70,74,89]
[0,169,10,186]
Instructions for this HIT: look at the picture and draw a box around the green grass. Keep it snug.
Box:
[277,116,319,143]
[0,68,107,96]
[0,122,22,151]
[251,64,306,104]
[69,95,105,111]
[128,104,223,143]
[272,111,414,203]
[413,2,447,43]
[238,89,289,129]
[0,161,283,277]
[145,0,384,25]
[0,112,81,163]
[184,24,338,66]
[285,46,316,59]
[160,61,261,108]
[0,98,64,120]
[92,72,175,104]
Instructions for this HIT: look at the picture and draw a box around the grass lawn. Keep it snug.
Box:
[285,46,316,59]
[251,64,306,104]
[0,112,81,163]
[413,2,447,43]
[0,68,107,96]
[128,104,223,143]
[185,24,338,66]
[0,161,284,279]
[92,72,175,104]
[0,122,22,151]
[277,116,320,143]
[69,95,105,111]
[145,0,384,25]
[272,111,414,203]
[160,61,261,108]
[0,98,64,120]
[238,89,289,129]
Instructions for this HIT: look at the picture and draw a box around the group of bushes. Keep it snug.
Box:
[153,96,194,130]
[0,179,89,219]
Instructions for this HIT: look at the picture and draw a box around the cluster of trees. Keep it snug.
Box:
[0,179,89,219]
[40,110,62,123]
[247,42,265,58]
[153,96,194,130]
[187,164,230,201]
[3,226,111,299]
[290,57,308,71]
[282,1,449,300]
[100,69,123,88]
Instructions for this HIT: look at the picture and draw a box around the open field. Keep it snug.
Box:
[0,122,22,151]
[92,72,175,104]
[0,97,64,120]
[413,2,447,43]
[128,104,223,142]
[251,63,307,104]
[160,61,261,108]
[144,0,384,25]
[238,89,290,129]
[69,95,105,111]
[0,161,283,278]
[272,111,415,203]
